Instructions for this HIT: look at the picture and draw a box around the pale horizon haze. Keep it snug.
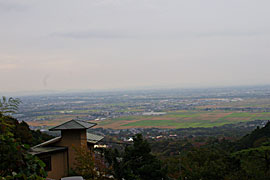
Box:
[1,0,270,93]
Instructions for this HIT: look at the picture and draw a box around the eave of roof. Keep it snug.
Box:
[33,136,61,148]
[49,119,97,131]
[29,146,67,155]
[32,132,104,149]
[87,132,104,144]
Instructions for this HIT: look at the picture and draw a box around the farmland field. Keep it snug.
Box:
[20,88,270,129]
[94,111,270,129]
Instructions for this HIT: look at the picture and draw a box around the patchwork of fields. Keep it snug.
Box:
[19,88,270,129]
[95,111,270,129]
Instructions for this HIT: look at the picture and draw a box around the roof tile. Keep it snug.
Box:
[49,120,96,131]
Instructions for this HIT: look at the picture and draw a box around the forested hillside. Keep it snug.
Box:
[0,97,52,179]
[0,113,50,179]
[159,122,270,180]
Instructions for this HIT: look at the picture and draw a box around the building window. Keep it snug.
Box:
[40,156,52,171]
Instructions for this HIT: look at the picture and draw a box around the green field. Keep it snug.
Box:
[96,111,270,129]
[121,120,178,127]
[30,110,270,129]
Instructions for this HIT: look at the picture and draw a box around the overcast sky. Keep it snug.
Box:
[1,0,270,93]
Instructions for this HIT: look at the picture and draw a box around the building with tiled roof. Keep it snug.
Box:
[29,120,104,180]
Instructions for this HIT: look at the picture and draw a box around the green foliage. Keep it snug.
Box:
[105,134,168,180]
[238,121,270,149]
[104,148,123,179]
[162,156,181,179]
[0,96,21,115]
[0,98,48,179]
[73,146,108,180]
[173,122,270,180]
[0,114,52,146]
[180,148,243,180]
[73,147,97,180]
[0,114,47,180]
[233,146,270,180]
[31,129,53,146]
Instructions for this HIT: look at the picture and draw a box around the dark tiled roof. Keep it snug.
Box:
[29,146,67,155]
[87,133,104,144]
[49,120,96,131]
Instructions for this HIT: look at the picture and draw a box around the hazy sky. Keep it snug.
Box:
[1,0,270,93]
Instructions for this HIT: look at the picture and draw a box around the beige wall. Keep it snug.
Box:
[54,129,87,170]
[39,151,68,180]
[40,129,89,179]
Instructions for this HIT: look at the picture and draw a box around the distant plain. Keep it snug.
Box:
[22,88,270,129]
[96,111,270,129]
[27,110,270,129]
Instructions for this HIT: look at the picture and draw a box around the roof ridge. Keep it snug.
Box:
[72,119,88,128]
[73,119,97,129]
[49,119,75,131]
[49,119,97,131]
[76,119,88,122]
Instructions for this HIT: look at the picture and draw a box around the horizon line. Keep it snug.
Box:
[1,84,270,97]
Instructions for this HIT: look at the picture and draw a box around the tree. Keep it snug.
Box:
[180,147,243,180]
[104,148,124,179]
[0,114,47,179]
[237,121,270,150]
[106,134,168,180]
[0,97,47,179]
[73,146,108,180]
[233,146,270,180]
[0,96,21,115]
[73,147,97,179]
[0,96,52,146]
